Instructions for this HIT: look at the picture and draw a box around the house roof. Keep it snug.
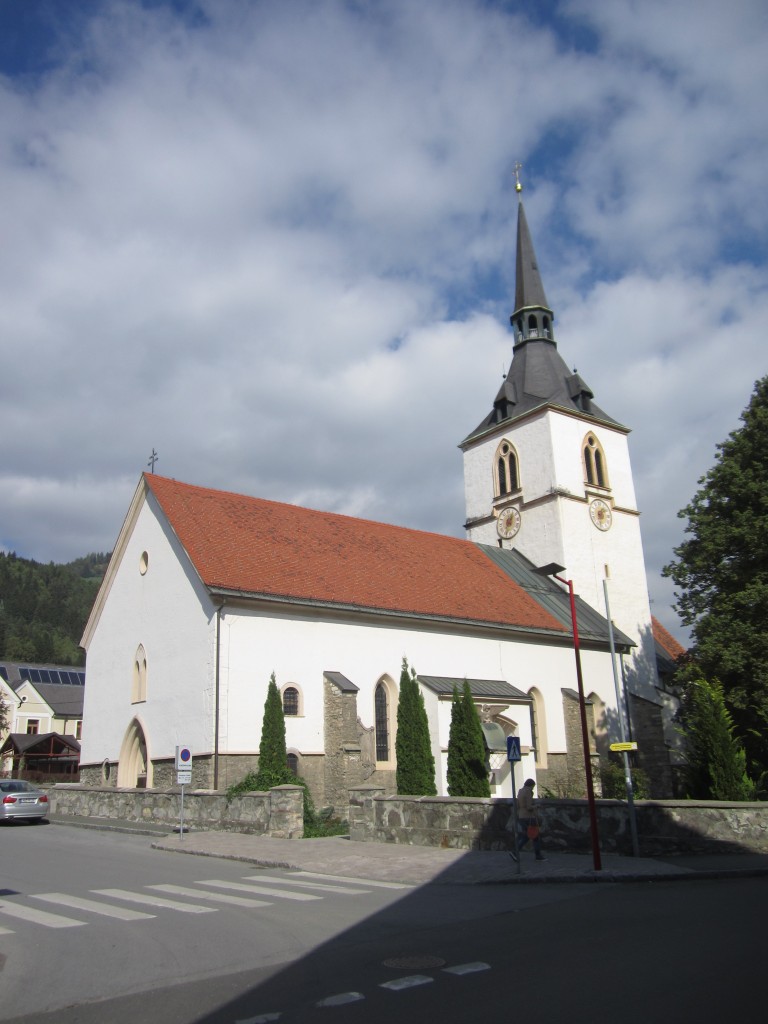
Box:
[417,676,530,700]
[479,546,635,649]
[0,732,81,756]
[652,615,686,678]
[30,684,85,718]
[0,662,85,690]
[143,474,567,636]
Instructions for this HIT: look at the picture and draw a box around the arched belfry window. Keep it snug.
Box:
[495,440,520,497]
[583,433,608,488]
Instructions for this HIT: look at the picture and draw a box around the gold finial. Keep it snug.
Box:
[514,161,523,193]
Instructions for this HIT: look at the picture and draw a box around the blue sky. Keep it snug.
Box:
[1,0,766,640]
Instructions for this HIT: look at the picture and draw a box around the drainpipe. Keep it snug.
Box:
[214,603,222,790]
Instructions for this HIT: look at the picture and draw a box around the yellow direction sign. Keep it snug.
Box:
[610,741,638,752]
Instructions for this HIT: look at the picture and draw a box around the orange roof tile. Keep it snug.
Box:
[652,616,686,661]
[144,474,566,634]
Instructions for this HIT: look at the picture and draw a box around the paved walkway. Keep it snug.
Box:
[48,814,768,885]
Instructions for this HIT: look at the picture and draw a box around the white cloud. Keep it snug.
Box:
[1,0,766,646]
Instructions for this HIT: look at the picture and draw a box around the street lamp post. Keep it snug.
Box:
[535,563,602,872]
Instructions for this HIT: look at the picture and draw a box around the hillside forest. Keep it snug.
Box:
[0,552,109,667]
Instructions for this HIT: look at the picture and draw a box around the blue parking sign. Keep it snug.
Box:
[506,736,521,762]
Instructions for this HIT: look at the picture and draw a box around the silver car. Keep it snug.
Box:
[0,780,49,823]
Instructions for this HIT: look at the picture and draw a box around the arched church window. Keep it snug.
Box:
[131,645,147,704]
[286,752,299,776]
[527,313,538,338]
[375,683,390,762]
[542,316,550,338]
[495,440,519,497]
[282,686,300,716]
[583,434,608,488]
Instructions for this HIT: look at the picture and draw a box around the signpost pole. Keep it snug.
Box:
[175,745,192,840]
[179,783,185,841]
[507,735,522,876]
[603,577,640,858]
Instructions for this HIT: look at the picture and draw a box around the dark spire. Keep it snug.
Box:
[460,171,622,445]
[513,200,551,316]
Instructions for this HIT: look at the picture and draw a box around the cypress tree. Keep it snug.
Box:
[678,671,754,800]
[447,681,491,797]
[395,657,437,796]
[256,672,292,789]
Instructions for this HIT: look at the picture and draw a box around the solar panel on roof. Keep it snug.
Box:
[0,666,7,681]
[28,668,41,683]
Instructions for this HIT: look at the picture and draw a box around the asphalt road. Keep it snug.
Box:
[1,822,765,1023]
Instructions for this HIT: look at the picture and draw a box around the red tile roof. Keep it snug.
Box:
[144,474,566,634]
[652,616,686,661]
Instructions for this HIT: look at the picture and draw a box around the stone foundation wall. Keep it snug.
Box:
[348,786,768,855]
[51,783,304,837]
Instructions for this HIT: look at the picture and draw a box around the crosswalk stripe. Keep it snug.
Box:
[148,884,272,908]
[242,874,370,895]
[0,899,85,929]
[197,879,321,901]
[0,925,15,935]
[93,889,217,914]
[32,893,155,921]
[291,871,412,890]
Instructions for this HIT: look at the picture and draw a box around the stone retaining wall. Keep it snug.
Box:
[51,783,304,838]
[349,786,768,855]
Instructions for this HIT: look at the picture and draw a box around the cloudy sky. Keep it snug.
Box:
[1,0,766,640]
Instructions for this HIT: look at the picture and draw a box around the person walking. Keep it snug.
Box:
[511,778,546,861]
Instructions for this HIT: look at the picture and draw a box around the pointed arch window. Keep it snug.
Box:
[583,433,608,489]
[131,645,147,704]
[375,683,390,762]
[495,440,520,498]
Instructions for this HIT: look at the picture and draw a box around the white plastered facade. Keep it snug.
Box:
[81,482,624,798]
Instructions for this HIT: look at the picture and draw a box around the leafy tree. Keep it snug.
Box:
[447,681,491,797]
[395,657,436,796]
[0,551,107,666]
[256,673,291,790]
[664,376,768,776]
[676,670,754,801]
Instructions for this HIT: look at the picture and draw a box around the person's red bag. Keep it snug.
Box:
[527,824,540,839]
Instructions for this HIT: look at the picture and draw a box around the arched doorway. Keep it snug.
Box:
[117,718,153,788]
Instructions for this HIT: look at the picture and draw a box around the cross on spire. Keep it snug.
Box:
[147,448,159,473]
[514,161,523,194]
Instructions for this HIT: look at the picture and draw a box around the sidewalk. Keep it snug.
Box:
[48,813,768,885]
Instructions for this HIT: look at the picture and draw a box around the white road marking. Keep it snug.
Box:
[148,884,271,908]
[291,871,412,889]
[0,899,85,929]
[243,874,370,895]
[196,879,321,902]
[379,974,434,991]
[0,925,15,935]
[93,889,217,913]
[316,992,365,1007]
[235,1014,282,1023]
[443,961,491,975]
[31,893,155,921]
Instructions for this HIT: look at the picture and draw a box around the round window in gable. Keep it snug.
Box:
[139,551,149,575]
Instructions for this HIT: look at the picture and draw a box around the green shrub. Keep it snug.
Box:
[600,757,651,800]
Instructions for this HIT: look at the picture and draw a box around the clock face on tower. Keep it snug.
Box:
[589,498,613,531]
[497,505,521,539]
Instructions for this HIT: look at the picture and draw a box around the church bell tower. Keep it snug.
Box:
[460,171,660,702]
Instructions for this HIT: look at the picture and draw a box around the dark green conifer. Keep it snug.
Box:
[256,672,292,789]
[395,657,437,795]
[447,680,491,797]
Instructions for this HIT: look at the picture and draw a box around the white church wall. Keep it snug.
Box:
[81,494,216,769]
[216,603,622,796]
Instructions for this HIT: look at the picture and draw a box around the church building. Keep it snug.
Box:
[78,184,677,806]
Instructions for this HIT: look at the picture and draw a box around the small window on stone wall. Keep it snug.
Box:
[287,752,299,776]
